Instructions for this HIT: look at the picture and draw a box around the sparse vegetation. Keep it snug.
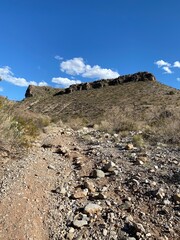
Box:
[1,77,180,145]
[0,98,50,148]
[98,106,138,133]
[132,134,144,147]
[65,116,88,130]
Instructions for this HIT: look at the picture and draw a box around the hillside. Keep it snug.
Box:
[0,72,180,240]
[20,72,180,144]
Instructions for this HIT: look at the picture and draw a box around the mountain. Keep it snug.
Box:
[0,72,180,240]
[21,71,180,143]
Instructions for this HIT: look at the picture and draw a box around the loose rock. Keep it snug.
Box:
[84,203,102,215]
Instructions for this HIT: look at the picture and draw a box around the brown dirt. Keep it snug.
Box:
[0,125,73,240]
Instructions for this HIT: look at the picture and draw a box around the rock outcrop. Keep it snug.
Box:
[56,71,156,95]
[25,72,156,98]
[25,85,61,98]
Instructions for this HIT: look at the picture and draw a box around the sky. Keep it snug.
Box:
[0,0,180,100]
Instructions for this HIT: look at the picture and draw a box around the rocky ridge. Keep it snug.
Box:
[25,72,156,98]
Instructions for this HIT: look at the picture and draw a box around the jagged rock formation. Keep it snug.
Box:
[25,85,61,98]
[57,71,156,95]
[25,72,156,98]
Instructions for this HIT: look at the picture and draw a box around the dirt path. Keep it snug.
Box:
[0,125,75,240]
[0,125,179,240]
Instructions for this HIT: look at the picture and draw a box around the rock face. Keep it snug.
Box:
[56,71,156,96]
[25,72,156,98]
[25,85,61,98]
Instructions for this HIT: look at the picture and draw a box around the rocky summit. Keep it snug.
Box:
[25,71,156,97]
[0,72,180,240]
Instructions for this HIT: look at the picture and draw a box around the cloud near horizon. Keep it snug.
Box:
[162,66,173,74]
[0,66,48,87]
[154,60,171,68]
[174,61,180,68]
[52,77,81,88]
[154,59,180,74]
[60,57,119,79]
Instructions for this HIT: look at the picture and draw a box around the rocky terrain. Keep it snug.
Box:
[0,123,179,240]
[0,72,179,239]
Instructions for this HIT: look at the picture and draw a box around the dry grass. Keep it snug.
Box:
[0,98,50,148]
[8,79,180,144]
[144,110,180,144]
[98,106,139,133]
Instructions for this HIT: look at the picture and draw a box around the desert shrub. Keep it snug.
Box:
[10,112,50,146]
[0,102,50,148]
[66,117,88,130]
[99,106,138,133]
[167,91,175,95]
[144,109,180,144]
[132,135,144,147]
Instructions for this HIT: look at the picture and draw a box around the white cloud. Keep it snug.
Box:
[52,77,81,88]
[154,60,171,68]
[177,78,180,82]
[0,66,47,87]
[173,61,180,68]
[60,57,85,75]
[162,66,173,74]
[0,87,3,92]
[60,57,119,79]
[55,55,63,61]
[83,65,119,79]
[38,81,48,86]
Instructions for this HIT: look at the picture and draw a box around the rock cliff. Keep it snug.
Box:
[25,72,156,98]
[57,71,156,95]
[25,85,61,98]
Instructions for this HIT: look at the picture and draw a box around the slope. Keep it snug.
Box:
[20,72,180,143]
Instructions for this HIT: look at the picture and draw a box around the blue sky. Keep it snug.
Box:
[0,0,180,100]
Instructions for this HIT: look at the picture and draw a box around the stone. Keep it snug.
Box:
[150,181,157,187]
[48,165,56,170]
[84,180,96,193]
[69,227,75,233]
[125,144,134,150]
[135,156,148,165]
[163,199,171,205]
[139,156,148,162]
[73,214,89,228]
[55,147,69,156]
[135,159,144,165]
[52,186,66,195]
[103,161,117,172]
[103,229,108,236]
[91,169,105,178]
[155,188,165,199]
[93,193,107,200]
[67,228,75,240]
[84,203,102,215]
[173,193,180,202]
[72,189,88,199]
[133,222,146,233]
[73,219,88,228]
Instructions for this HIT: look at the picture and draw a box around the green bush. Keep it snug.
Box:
[132,135,144,147]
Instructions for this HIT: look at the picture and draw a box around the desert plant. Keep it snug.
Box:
[99,106,138,133]
[132,134,144,147]
[66,117,88,130]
